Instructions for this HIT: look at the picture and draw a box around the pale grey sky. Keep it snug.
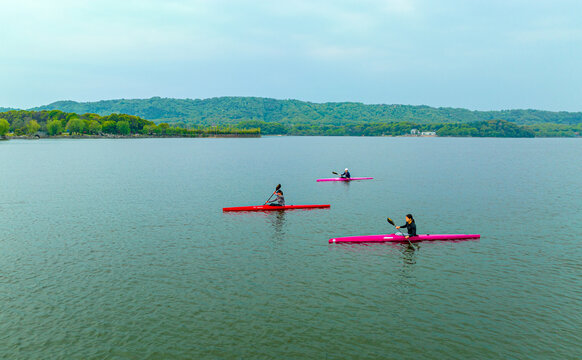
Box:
[1,0,581,110]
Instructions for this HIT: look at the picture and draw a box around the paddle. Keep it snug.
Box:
[387,217,415,247]
[333,171,348,178]
[264,184,281,204]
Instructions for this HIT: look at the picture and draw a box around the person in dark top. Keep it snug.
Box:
[396,214,417,239]
[266,189,285,206]
[340,168,351,179]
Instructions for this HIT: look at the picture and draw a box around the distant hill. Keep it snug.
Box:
[31,97,582,126]
[0,107,16,112]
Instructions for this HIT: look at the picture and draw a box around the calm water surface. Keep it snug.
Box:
[0,137,580,359]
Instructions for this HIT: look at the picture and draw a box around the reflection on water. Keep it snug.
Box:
[400,243,417,265]
[394,243,418,296]
[316,179,352,193]
[269,211,286,239]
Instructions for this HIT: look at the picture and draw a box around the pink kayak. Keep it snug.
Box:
[223,204,330,212]
[317,177,373,182]
[329,233,480,243]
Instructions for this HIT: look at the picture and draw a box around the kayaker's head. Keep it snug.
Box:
[345,168,348,171]
[276,190,283,195]
[406,214,414,223]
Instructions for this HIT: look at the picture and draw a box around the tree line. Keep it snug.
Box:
[0,110,260,138]
[31,97,582,126]
[233,119,581,137]
[2,110,579,139]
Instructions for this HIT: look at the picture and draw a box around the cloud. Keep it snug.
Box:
[1,0,582,110]
[0,0,418,64]
[307,44,374,61]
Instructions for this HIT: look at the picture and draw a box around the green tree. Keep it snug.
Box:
[142,124,154,135]
[66,113,79,122]
[143,124,161,135]
[116,120,130,135]
[26,120,41,135]
[158,123,170,134]
[0,118,9,136]
[102,121,117,134]
[87,120,102,135]
[66,118,85,134]
[46,119,63,136]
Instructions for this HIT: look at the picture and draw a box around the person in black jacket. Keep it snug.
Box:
[340,168,351,179]
[396,214,417,239]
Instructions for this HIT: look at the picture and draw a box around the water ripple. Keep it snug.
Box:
[0,138,581,359]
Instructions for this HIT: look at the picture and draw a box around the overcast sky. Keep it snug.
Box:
[1,0,581,110]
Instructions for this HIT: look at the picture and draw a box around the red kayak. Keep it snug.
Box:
[223,204,331,212]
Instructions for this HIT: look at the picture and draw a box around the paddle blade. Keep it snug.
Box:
[332,171,339,175]
[386,217,395,226]
[275,184,281,191]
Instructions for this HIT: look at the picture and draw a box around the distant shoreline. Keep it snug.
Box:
[0,133,261,140]
[2,109,580,138]
[2,134,580,140]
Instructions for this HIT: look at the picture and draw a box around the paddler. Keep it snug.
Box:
[396,214,417,239]
[340,168,351,179]
[266,189,285,206]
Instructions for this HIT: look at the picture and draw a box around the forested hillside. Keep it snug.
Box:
[32,97,582,126]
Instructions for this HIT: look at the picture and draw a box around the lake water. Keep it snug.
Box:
[0,137,580,359]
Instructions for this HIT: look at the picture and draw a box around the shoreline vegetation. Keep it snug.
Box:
[1,108,581,139]
[0,110,260,139]
[233,119,580,137]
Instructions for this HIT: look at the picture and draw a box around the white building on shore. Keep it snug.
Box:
[410,129,436,136]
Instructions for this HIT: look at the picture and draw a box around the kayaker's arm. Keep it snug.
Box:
[397,223,417,236]
[267,194,285,206]
[265,191,277,204]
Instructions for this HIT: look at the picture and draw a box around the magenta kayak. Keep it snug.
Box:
[329,233,480,243]
[223,204,330,212]
[317,177,373,182]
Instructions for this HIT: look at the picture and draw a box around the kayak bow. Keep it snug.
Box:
[329,233,480,243]
[317,177,373,182]
[223,204,331,212]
